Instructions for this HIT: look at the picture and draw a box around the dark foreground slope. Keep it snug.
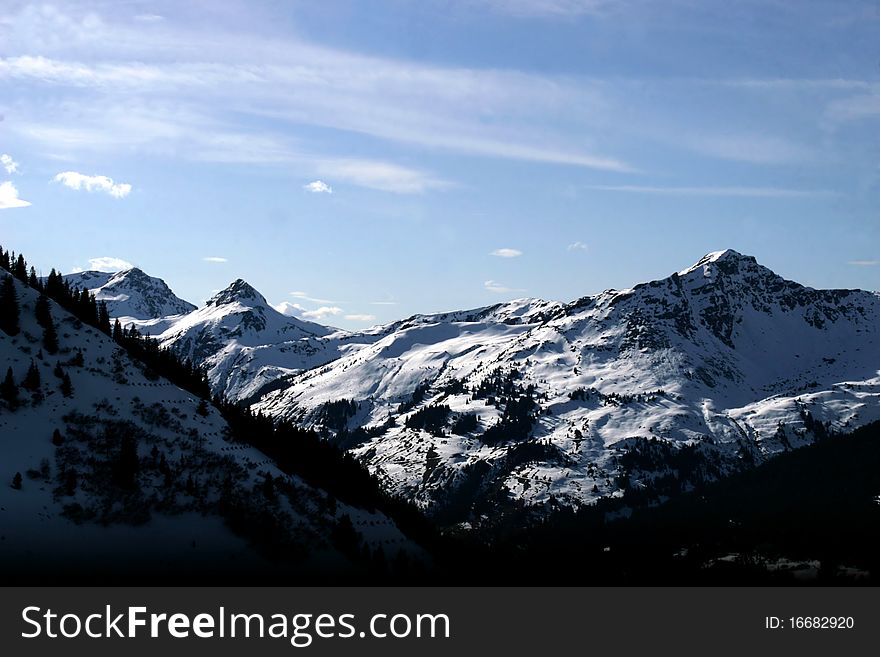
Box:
[432,420,880,585]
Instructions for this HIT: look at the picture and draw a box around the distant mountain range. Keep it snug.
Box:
[63,250,880,526]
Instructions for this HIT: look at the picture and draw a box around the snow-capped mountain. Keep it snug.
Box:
[146,279,342,401]
[251,250,880,521]
[63,267,196,321]
[0,271,418,580]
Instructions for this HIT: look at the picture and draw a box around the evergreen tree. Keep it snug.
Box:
[11,472,22,490]
[113,319,123,342]
[13,254,27,282]
[52,429,64,446]
[97,301,111,334]
[60,372,73,398]
[35,294,51,327]
[0,276,20,336]
[0,367,18,407]
[28,266,38,289]
[114,436,140,490]
[22,360,41,391]
[42,319,58,354]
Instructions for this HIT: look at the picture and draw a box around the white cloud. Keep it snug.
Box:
[317,159,451,194]
[54,171,132,198]
[587,185,831,198]
[567,241,588,251]
[484,280,526,294]
[848,260,879,266]
[490,248,523,258]
[370,300,399,306]
[134,14,164,23]
[0,181,31,209]
[1,154,19,174]
[202,256,228,263]
[345,314,377,322]
[273,301,307,317]
[290,291,335,304]
[304,180,332,194]
[87,256,133,272]
[301,306,344,320]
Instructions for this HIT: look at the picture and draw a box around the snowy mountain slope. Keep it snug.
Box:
[133,279,343,401]
[251,250,880,521]
[63,267,196,321]
[0,272,418,580]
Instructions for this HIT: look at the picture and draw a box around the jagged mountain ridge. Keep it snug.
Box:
[249,250,880,521]
[63,267,197,321]
[145,278,341,401]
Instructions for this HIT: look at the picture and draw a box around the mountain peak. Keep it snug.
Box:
[208,279,267,307]
[62,267,196,320]
[678,249,759,277]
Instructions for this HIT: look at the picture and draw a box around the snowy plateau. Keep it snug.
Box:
[70,250,880,526]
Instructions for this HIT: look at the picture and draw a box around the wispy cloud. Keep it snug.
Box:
[587,184,831,198]
[1,154,19,174]
[317,159,451,194]
[478,0,618,18]
[567,241,588,251]
[302,306,344,320]
[0,8,633,175]
[304,180,332,194]
[290,291,335,305]
[370,300,399,306]
[848,260,879,266]
[87,256,133,272]
[685,133,815,165]
[345,313,377,322]
[484,279,526,293]
[54,171,131,198]
[490,248,523,258]
[202,256,228,263]
[0,181,31,209]
[827,94,880,122]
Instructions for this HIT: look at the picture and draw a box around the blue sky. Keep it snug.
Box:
[1,0,878,327]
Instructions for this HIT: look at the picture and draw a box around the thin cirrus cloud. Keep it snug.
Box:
[848,260,879,266]
[478,0,618,18]
[202,256,228,263]
[490,248,523,258]
[345,314,377,322]
[484,280,526,294]
[290,291,336,305]
[0,5,634,178]
[54,171,132,198]
[1,154,19,174]
[567,241,588,251]
[587,184,831,198]
[304,180,332,194]
[317,159,451,194]
[0,181,31,209]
